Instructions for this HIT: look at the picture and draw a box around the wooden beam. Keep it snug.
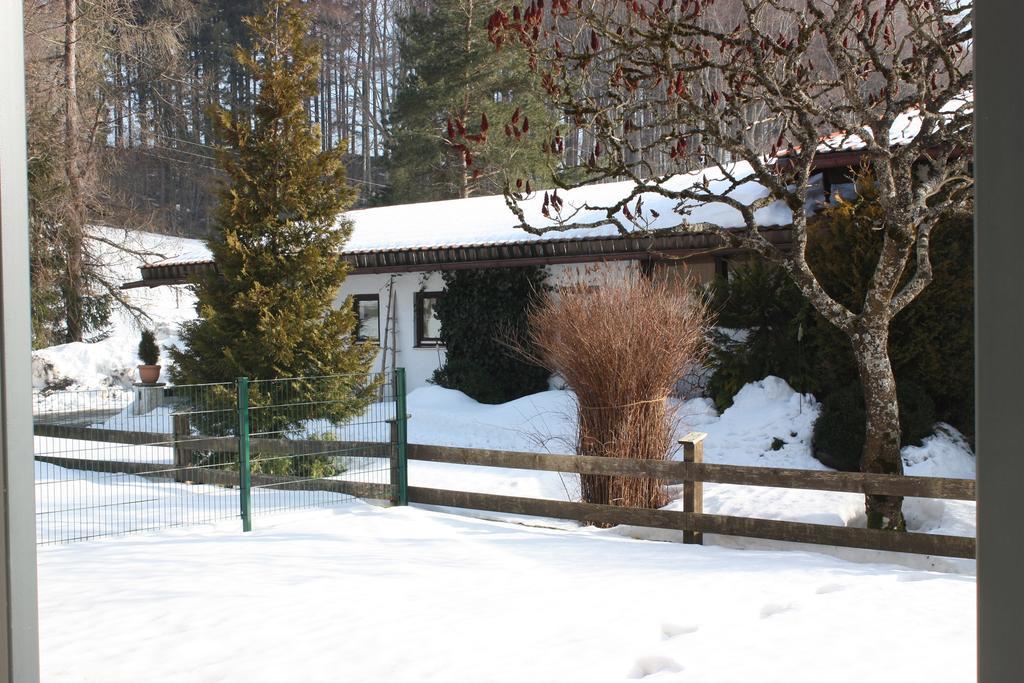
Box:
[407,487,975,559]
[681,432,705,544]
[34,423,171,446]
[34,454,390,502]
[406,444,975,500]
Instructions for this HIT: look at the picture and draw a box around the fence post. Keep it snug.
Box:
[680,432,707,544]
[172,412,191,484]
[237,377,252,532]
[395,368,409,506]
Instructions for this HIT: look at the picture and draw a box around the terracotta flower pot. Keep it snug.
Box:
[138,364,162,384]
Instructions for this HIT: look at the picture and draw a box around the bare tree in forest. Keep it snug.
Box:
[487,0,973,530]
[23,0,192,344]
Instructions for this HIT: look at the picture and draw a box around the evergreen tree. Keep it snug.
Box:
[387,0,554,203]
[170,0,376,406]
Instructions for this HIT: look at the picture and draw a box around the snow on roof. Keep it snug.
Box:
[343,161,791,253]
[814,91,974,155]
[154,240,213,266]
[149,160,790,267]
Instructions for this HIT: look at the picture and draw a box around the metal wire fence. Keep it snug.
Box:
[33,371,405,544]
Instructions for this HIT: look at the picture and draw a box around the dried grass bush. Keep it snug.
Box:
[527,269,712,512]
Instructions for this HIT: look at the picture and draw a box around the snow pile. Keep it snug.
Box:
[36,503,976,682]
[902,423,977,479]
[402,387,581,504]
[680,376,824,469]
[31,227,200,395]
[407,386,577,451]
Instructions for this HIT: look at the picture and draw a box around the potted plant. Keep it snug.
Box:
[138,329,161,384]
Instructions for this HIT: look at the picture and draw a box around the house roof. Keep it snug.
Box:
[125,94,971,288]
[777,91,974,166]
[125,160,796,287]
[148,160,789,265]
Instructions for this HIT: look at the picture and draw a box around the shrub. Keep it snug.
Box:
[813,381,936,472]
[706,261,818,410]
[432,266,550,404]
[707,191,974,446]
[138,329,160,366]
[528,270,712,511]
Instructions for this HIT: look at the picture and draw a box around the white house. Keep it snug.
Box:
[125,163,799,390]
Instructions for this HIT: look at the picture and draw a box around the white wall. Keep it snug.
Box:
[336,261,641,390]
[336,270,446,390]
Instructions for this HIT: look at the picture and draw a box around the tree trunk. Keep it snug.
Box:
[63,0,85,343]
[852,323,906,531]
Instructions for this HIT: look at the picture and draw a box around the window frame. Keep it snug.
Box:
[714,255,730,281]
[351,294,381,345]
[414,290,444,348]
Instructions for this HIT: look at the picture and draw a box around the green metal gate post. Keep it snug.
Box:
[395,368,409,506]
[237,376,252,532]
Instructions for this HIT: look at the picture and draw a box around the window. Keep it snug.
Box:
[715,256,730,281]
[415,291,444,347]
[352,295,380,344]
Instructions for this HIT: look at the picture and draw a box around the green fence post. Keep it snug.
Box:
[237,376,252,532]
[395,368,408,506]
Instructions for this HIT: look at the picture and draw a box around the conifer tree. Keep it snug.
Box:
[170,0,375,411]
[387,0,554,203]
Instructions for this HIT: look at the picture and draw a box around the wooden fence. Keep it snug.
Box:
[405,433,976,559]
[34,423,976,559]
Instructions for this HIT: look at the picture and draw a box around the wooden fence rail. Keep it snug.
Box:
[406,443,976,500]
[406,434,976,559]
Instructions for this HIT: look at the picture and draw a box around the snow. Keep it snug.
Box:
[815,91,974,154]
[398,379,974,572]
[34,460,350,544]
[36,502,976,682]
[32,227,201,398]
[91,404,176,433]
[341,161,790,253]
[150,161,791,266]
[35,435,173,465]
[33,377,976,678]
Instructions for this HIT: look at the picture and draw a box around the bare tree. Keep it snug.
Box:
[24,0,192,343]
[487,0,973,530]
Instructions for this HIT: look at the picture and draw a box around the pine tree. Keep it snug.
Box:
[170,0,376,409]
[387,0,554,203]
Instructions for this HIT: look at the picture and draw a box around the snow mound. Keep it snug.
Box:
[406,386,578,453]
[692,376,824,470]
[903,423,976,479]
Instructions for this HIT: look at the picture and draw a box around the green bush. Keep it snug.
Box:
[138,329,160,365]
[812,381,936,471]
[706,261,818,410]
[707,190,974,448]
[431,266,550,404]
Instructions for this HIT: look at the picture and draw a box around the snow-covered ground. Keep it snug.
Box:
[32,227,201,407]
[36,502,976,683]
[30,229,977,680]
[34,460,353,545]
